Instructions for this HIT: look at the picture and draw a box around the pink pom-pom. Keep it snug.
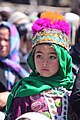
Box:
[32,18,70,37]
[51,20,70,37]
[32,18,51,35]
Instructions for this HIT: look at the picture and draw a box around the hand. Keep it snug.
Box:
[0,91,10,109]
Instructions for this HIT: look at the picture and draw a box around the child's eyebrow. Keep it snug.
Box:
[35,51,43,54]
[49,52,57,55]
[35,51,57,55]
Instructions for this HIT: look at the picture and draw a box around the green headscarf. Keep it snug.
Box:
[5,44,74,116]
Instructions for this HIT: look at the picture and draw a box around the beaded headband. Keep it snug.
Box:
[32,11,71,51]
[32,28,70,50]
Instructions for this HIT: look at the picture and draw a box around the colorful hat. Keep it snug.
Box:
[32,11,71,51]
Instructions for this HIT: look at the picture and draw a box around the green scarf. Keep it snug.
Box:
[5,44,74,116]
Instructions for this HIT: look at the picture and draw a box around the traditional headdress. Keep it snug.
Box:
[32,11,71,51]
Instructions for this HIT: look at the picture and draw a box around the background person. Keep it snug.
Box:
[69,25,80,79]
[8,11,32,72]
[16,23,32,61]
[0,21,29,113]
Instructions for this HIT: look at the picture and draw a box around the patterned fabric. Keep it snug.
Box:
[0,21,29,90]
[6,87,71,120]
[32,28,70,51]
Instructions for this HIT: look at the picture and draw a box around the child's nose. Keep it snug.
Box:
[42,58,49,65]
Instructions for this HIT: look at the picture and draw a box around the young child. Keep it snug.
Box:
[5,11,74,120]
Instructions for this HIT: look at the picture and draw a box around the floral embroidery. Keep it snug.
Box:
[32,29,70,50]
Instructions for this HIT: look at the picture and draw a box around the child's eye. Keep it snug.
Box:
[36,54,42,59]
[50,56,57,60]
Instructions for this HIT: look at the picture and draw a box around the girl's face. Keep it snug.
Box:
[34,44,59,77]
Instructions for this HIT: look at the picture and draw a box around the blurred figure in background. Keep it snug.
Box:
[8,11,31,71]
[71,0,80,16]
[16,23,32,61]
[0,6,14,21]
[65,12,80,46]
[8,11,32,56]
[0,21,29,115]
[8,11,30,25]
[65,12,80,119]
[65,12,80,79]
[69,26,80,120]
[70,26,80,78]
[8,11,32,72]
[16,23,32,73]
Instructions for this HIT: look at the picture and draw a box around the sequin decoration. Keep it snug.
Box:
[32,29,70,51]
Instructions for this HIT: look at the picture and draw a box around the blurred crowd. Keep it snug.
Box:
[0,0,71,6]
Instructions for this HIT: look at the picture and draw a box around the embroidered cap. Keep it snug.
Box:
[32,11,71,51]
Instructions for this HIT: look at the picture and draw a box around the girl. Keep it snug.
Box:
[5,11,74,120]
